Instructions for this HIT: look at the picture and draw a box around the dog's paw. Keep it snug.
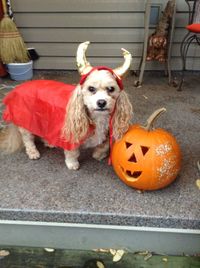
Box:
[26,149,40,160]
[92,150,107,161]
[65,160,80,170]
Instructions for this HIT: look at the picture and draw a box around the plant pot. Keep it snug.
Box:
[6,61,33,81]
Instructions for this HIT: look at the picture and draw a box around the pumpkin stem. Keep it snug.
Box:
[144,108,166,131]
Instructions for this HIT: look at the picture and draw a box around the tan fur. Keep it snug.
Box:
[112,91,133,140]
[61,84,91,143]
[0,124,23,153]
[0,70,133,170]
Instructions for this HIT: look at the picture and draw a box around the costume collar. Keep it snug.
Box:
[79,66,123,90]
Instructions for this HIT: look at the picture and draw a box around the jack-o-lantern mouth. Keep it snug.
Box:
[120,166,142,181]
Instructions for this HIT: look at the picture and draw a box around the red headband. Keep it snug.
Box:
[79,66,124,90]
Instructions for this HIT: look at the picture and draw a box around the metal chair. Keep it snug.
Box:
[178,0,200,90]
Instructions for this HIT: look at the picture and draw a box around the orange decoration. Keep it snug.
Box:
[111,108,181,190]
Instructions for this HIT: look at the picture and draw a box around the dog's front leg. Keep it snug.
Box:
[92,138,109,161]
[64,149,80,170]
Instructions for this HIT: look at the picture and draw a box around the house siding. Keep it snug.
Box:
[12,0,200,70]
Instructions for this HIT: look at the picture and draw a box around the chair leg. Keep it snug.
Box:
[167,3,176,86]
[178,34,189,91]
[134,0,151,87]
[178,34,195,91]
[178,43,187,91]
[167,59,172,85]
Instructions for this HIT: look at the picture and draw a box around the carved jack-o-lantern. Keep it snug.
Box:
[111,108,181,190]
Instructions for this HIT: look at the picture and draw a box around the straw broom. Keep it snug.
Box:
[0,0,29,63]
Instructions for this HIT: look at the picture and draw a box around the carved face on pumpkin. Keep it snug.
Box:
[111,124,181,191]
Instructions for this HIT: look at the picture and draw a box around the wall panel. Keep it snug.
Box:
[12,0,199,70]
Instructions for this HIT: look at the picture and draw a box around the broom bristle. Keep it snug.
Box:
[0,15,18,31]
[0,16,29,63]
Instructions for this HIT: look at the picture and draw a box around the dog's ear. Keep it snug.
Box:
[62,84,90,143]
[112,91,133,140]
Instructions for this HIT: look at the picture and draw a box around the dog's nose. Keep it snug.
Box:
[97,99,107,109]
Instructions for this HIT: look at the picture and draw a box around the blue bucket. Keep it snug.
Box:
[7,61,33,81]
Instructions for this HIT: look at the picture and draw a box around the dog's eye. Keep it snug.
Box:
[88,86,96,93]
[106,86,115,93]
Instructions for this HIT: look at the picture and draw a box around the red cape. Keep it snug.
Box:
[3,80,94,150]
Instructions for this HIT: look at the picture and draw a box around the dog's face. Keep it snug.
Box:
[152,36,167,48]
[81,70,121,115]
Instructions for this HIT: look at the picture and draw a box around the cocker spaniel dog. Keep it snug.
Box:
[0,41,133,170]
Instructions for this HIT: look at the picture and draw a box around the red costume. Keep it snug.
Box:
[2,67,123,152]
[3,80,94,150]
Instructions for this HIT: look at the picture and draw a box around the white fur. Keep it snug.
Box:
[0,70,133,170]
[83,113,109,148]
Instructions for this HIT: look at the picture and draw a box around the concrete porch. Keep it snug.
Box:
[0,71,199,254]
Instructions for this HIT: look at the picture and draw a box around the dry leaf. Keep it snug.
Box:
[110,249,117,255]
[138,251,149,256]
[196,179,200,190]
[96,261,105,268]
[143,95,148,100]
[93,248,110,253]
[44,248,55,252]
[0,250,10,257]
[144,252,152,261]
[112,249,125,262]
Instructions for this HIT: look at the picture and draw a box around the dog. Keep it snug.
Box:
[0,41,133,170]
[146,34,167,62]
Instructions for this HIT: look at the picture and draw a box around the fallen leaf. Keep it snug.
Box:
[93,248,110,253]
[138,251,149,256]
[162,257,168,262]
[112,249,125,262]
[144,252,152,261]
[0,250,10,257]
[196,179,200,190]
[110,249,117,255]
[96,261,105,268]
[44,248,55,252]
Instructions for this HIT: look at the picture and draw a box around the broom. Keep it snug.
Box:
[0,0,29,63]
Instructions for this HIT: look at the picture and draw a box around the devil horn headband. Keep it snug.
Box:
[76,41,132,77]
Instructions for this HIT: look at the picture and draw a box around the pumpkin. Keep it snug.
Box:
[111,108,181,190]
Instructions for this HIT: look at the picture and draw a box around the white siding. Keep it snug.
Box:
[12,0,200,70]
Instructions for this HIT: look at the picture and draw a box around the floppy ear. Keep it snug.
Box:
[112,91,133,140]
[62,84,90,143]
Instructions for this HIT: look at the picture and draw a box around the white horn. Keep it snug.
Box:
[76,41,93,75]
[114,48,132,77]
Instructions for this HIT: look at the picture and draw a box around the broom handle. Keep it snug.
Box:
[2,0,8,16]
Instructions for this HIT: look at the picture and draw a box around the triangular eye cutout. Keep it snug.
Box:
[141,146,149,156]
[128,153,137,163]
[125,142,132,149]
